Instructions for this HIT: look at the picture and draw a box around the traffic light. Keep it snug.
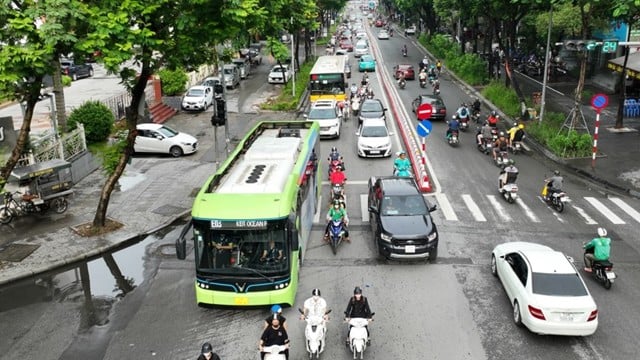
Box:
[563,40,597,51]
[211,99,226,126]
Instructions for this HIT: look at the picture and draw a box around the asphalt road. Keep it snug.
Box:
[2,9,640,360]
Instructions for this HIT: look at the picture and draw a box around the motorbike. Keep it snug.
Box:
[347,315,374,359]
[331,183,346,206]
[328,220,346,255]
[471,108,482,124]
[477,133,496,155]
[458,116,469,132]
[351,96,361,116]
[510,140,523,154]
[402,48,407,57]
[494,150,509,168]
[446,129,460,147]
[299,308,332,359]
[541,182,569,212]
[419,76,427,88]
[393,165,412,177]
[583,247,616,289]
[327,159,343,179]
[398,78,406,89]
[262,344,289,360]
[498,169,519,203]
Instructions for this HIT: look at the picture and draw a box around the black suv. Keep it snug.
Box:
[367,176,439,261]
[60,59,94,81]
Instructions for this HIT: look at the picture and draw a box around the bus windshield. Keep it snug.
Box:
[309,79,345,96]
[193,219,288,275]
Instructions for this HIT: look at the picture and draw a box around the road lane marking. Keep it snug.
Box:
[486,195,512,221]
[609,197,640,224]
[361,194,369,222]
[314,196,322,224]
[435,193,458,221]
[462,194,486,222]
[571,204,598,225]
[515,198,540,222]
[584,197,626,224]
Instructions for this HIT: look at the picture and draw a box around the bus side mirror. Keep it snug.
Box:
[175,221,192,260]
[291,228,299,250]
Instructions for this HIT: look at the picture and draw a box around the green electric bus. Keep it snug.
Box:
[176,121,321,306]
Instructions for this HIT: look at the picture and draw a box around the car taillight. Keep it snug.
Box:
[587,309,598,321]
[528,305,546,320]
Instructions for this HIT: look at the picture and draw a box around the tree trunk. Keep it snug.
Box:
[92,61,152,228]
[615,46,629,129]
[52,58,67,132]
[0,77,43,188]
[103,253,135,295]
[570,51,587,130]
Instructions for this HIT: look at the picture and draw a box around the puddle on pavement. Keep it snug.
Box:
[116,171,147,191]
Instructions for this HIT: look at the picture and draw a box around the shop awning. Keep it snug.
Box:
[608,52,640,80]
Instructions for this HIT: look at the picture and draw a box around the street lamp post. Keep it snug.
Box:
[539,7,553,123]
[291,17,295,97]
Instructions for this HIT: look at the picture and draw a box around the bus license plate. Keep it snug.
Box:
[405,245,416,253]
[234,297,249,305]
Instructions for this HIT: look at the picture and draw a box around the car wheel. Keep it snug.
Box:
[491,254,498,277]
[89,69,94,77]
[169,146,184,157]
[72,73,78,81]
[429,247,438,263]
[513,300,523,326]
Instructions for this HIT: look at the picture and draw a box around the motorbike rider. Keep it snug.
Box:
[344,286,373,346]
[197,342,221,360]
[324,200,350,242]
[329,164,347,186]
[583,227,612,272]
[544,170,564,200]
[507,122,525,148]
[264,304,288,331]
[393,150,411,176]
[420,55,429,70]
[300,288,329,321]
[402,44,408,56]
[361,71,369,87]
[328,147,345,172]
[418,68,428,83]
[349,83,358,100]
[471,97,481,115]
[427,64,437,81]
[397,70,406,87]
[446,116,460,139]
[436,59,442,74]
[455,103,470,122]
[432,79,440,93]
[499,159,518,190]
[476,121,493,146]
[259,315,290,360]
[492,132,509,161]
[487,110,499,127]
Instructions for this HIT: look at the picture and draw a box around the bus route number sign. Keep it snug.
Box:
[210,220,268,229]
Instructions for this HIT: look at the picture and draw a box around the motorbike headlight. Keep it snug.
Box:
[380,233,392,242]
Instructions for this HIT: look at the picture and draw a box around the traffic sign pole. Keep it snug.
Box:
[592,110,600,169]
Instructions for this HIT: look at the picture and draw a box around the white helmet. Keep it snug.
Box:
[597,227,607,237]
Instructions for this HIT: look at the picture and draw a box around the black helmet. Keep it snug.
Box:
[354,286,362,295]
[312,288,321,296]
[331,146,338,153]
[201,342,213,355]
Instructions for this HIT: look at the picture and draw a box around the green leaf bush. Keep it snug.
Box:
[420,34,487,85]
[67,100,114,144]
[158,68,188,96]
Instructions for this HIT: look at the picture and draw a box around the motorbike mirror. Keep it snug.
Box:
[325,309,332,314]
[368,205,379,214]
[298,308,304,314]
[370,312,375,317]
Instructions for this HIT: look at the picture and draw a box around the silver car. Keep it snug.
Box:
[222,64,240,89]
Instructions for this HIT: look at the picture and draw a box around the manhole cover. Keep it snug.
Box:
[152,204,187,216]
[0,243,40,262]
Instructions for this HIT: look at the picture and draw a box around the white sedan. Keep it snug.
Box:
[491,242,598,336]
[181,85,213,111]
[268,64,291,84]
[377,30,390,40]
[134,123,198,157]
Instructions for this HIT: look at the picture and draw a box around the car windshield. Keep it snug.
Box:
[381,195,427,216]
[187,89,204,97]
[223,68,234,75]
[61,61,72,67]
[361,125,388,137]
[272,67,286,73]
[361,56,373,62]
[422,97,442,106]
[156,126,179,138]
[356,43,367,49]
[308,108,337,119]
[361,101,383,112]
[532,273,589,296]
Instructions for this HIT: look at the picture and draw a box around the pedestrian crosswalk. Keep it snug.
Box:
[316,193,640,226]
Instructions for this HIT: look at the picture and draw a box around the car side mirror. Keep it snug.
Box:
[303,114,308,119]
[355,131,360,136]
[429,204,438,212]
[155,135,163,140]
[388,132,394,136]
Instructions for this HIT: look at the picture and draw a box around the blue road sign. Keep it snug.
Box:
[416,120,432,137]
[590,93,609,110]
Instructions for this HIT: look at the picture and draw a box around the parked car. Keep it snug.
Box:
[222,64,240,89]
[411,94,447,121]
[367,176,439,261]
[393,64,415,80]
[249,43,263,65]
[358,98,386,126]
[356,118,393,157]
[268,64,292,84]
[358,55,376,72]
[181,85,214,111]
[354,41,369,58]
[304,99,342,139]
[201,76,223,99]
[404,25,417,36]
[491,242,598,336]
[60,59,94,81]
[232,58,250,79]
[377,30,390,40]
[134,123,198,157]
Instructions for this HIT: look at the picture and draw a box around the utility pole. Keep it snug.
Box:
[539,7,553,123]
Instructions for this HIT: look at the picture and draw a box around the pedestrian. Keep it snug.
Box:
[197,342,221,360]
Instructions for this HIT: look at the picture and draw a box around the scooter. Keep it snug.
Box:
[299,308,332,359]
[583,247,616,289]
[446,129,459,147]
[402,48,407,57]
[351,96,361,116]
[262,344,289,360]
[328,220,345,255]
[393,166,412,177]
[347,315,374,359]
[398,78,406,89]
[494,150,509,168]
[498,169,519,204]
[419,77,427,88]
[541,183,569,212]
[327,159,343,179]
[510,140,524,154]
[459,116,469,132]
[331,183,346,207]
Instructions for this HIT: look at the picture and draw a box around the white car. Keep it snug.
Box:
[405,25,417,36]
[355,31,367,40]
[268,64,291,84]
[304,100,342,139]
[354,41,369,58]
[377,30,390,40]
[134,124,198,157]
[491,242,598,336]
[181,85,213,111]
[356,118,393,157]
